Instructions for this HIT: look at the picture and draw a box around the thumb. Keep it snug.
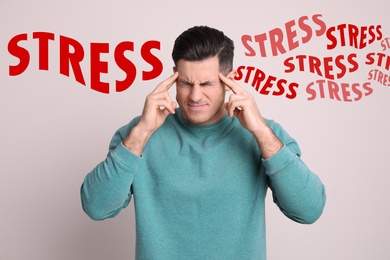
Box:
[171,101,177,113]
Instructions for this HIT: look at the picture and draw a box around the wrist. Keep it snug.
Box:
[123,125,153,156]
[252,125,283,159]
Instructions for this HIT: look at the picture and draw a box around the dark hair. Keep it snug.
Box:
[172,26,234,74]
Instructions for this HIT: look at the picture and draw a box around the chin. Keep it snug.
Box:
[185,115,208,125]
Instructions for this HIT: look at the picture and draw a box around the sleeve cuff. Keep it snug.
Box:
[110,142,142,171]
[262,145,297,175]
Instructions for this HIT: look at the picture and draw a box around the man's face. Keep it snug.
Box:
[175,56,228,126]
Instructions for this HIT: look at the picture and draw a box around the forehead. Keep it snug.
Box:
[176,57,220,82]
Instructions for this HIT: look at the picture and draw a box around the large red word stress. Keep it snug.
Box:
[8,32,163,94]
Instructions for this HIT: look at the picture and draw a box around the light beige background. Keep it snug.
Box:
[1,0,389,259]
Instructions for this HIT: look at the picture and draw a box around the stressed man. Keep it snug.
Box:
[81,26,326,260]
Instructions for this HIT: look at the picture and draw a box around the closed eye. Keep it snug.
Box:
[178,80,216,88]
[199,81,211,86]
[200,81,217,87]
[178,80,193,87]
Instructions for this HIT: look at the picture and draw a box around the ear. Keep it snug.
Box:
[173,67,177,73]
[227,70,236,80]
[224,70,237,91]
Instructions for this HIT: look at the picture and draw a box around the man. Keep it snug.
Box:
[81,26,326,260]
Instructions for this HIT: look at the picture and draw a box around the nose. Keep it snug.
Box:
[189,85,203,102]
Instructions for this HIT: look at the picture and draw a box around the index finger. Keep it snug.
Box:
[153,72,179,93]
[218,73,246,95]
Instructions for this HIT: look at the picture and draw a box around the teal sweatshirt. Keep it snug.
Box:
[81,108,326,260]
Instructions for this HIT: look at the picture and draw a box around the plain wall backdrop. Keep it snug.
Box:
[1,0,390,259]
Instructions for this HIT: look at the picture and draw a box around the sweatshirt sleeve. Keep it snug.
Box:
[263,120,326,224]
[80,119,142,221]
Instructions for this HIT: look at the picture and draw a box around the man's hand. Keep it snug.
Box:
[137,72,178,134]
[219,73,265,134]
[123,72,178,156]
[219,73,283,159]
